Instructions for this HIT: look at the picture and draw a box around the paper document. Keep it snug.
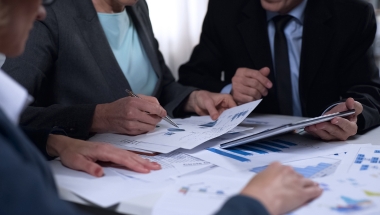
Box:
[292,173,380,215]
[152,175,249,215]
[335,144,380,175]
[187,134,350,171]
[111,151,213,182]
[89,100,262,153]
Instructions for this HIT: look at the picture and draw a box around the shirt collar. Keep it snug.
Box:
[266,0,308,24]
[0,68,33,125]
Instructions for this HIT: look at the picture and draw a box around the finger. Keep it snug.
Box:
[245,69,272,89]
[232,91,255,104]
[132,156,161,171]
[138,95,160,105]
[203,98,220,120]
[308,123,336,141]
[238,81,267,99]
[316,121,348,140]
[122,120,157,135]
[64,155,104,177]
[300,178,317,188]
[131,98,167,118]
[330,117,357,138]
[302,185,323,202]
[95,146,152,173]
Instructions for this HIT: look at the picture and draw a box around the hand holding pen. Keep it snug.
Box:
[91,92,168,135]
[126,89,179,128]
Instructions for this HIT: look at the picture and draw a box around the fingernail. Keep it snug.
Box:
[267,82,272,88]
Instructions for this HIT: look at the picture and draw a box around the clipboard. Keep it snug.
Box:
[220,109,355,149]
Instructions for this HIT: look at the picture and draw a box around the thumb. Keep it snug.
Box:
[259,67,270,77]
[345,97,355,110]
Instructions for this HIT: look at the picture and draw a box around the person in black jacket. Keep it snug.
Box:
[1,0,322,215]
[2,0,236,140]
[179,0,380,141]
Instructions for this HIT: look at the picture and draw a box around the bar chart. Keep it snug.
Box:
[343,146,380,174]
[250,157,341,178]
[189,135,347,172]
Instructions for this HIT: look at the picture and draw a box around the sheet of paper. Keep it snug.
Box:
[50,160,174,208]
[152,175,249,215]
[89,100,262,153]
[186,134,350,171]
[110,151,213,182]
[335,144,379,175]
[291,173,380,215]
[250,156,342,179]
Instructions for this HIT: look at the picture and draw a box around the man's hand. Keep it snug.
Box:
[231,67,273,104]
[91,96,167,135]
[304,98,363,141]
[240,162,322,215]
[47,135,161,177]
[184,90,237,120]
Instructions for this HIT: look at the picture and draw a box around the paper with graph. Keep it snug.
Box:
[152,175,248,215]
[291,173,380,215]
[89,100,262,153]
[187,134,350,171]
[335,144,380,175]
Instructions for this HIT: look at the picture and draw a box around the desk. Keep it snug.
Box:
[58,114,380,215]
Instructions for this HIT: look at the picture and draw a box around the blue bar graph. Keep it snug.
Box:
[251,163,332,178]
[260,141,289,149]
[371,157,379,163]
[207,148,250,162]
[225,148,253,156]
[375,150,380,153]
[360,165,369,171]
[239,146,268,154]
[249,143,282,152]
[272,139,297,146]
[355,154,365,164]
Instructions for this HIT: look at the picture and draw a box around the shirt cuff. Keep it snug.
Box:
[221,84,232,94]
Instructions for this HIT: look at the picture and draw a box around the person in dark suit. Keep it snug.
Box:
[0,0,322,214]
[2,0,236,140]
[178,0,380,141]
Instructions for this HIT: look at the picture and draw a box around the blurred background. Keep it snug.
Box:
[1,0,380,78]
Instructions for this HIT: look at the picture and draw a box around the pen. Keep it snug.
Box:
[125,89,180,128]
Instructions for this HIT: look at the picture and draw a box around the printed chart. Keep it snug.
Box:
[188,135,348,171]
[337,145,380,174]
[251,157,341,179]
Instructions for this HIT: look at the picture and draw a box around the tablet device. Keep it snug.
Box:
[220,109,355,149]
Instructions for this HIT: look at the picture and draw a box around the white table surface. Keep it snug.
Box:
[58,114,380,215]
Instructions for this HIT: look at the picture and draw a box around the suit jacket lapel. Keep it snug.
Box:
[237,0,279,111]
[127,5,162,95]
[72,0,131,100]
[299,0,333,115]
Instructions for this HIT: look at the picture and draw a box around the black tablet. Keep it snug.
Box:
[220,109,355,149]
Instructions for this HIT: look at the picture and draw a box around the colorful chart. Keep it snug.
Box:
[330,196,374,213]
[250,157,341,178]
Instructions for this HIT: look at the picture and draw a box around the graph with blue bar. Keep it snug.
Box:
[206,139,297,163]
[250,157,340,179]
[346,147,380,173]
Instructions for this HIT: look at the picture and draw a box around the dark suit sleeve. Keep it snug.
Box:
[178,0,227,93]
[336,3,380,132]
[215,195,270,215]
[0,136,82,215]
[2,8,96,139]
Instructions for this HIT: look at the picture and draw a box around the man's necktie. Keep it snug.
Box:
[273,15,293,115]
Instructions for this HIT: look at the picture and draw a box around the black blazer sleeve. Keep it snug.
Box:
[2,12,96,139]
[215,195,270,215]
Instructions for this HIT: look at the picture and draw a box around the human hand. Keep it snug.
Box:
[304,98,363,141]
[46,135,161,177]
[184,90,237,120]
[91,96,167,135]
[231,67,273,105]
[240,162,322,215]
